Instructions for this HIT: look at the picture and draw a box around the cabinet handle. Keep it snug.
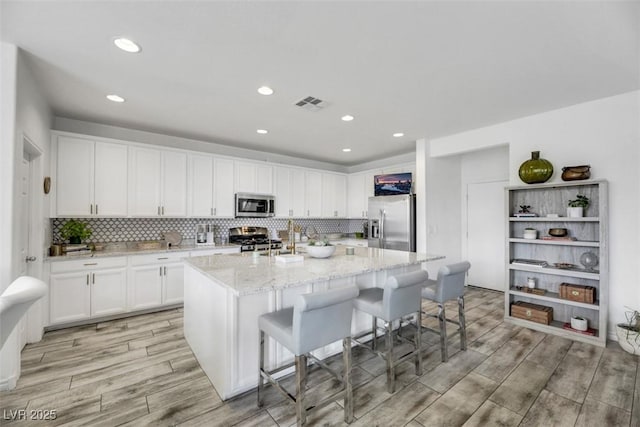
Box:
[160,266,163,276]
[96,204,99,215]
[214,207,217,216]
[83,262,97,266]
[211,207,213,216]
[162,206,165,215]
[157,206,161,215]
[307,210,310,216]
[92,273,95,284]
[157,257,169,260]
[164,266,167,275]
[86,274,90,286]
[90,204,93,214]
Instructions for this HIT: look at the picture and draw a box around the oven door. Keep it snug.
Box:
[235,193,275,217]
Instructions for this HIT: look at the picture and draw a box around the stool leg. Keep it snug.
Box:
[415,311,422,376]
[371,316,377,351]
[438,303,448,362]
[458,296,467,351]
[385,321,395,393]
[295,354,308,426]
[258,330,265,407]
[343,337,354,423]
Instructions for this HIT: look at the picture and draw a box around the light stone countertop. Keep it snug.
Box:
[46,242,241,262]
[185,246,444,296]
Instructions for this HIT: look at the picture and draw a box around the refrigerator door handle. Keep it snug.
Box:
[379,209,385,249]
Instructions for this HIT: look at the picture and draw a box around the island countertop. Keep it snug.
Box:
[185,246,444,296]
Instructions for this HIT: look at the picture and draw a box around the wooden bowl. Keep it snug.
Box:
[548,228,568,237]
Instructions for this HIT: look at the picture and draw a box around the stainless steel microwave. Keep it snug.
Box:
[235,193,275,218]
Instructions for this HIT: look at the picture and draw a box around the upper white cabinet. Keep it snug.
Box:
[189,154,214,217]
[348,173,367,219]
[274,166,306,217]
[213,158,235,217]
[129,146,187,217]
[55,135,128,217]
[321,172,347,217]
[304,171,323,217]
[235,161,273,194]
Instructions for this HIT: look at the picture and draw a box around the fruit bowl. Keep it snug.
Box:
[305,245,336,258]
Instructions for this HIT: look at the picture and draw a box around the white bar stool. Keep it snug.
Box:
[421,261,471,362]
[352,270,428,393]
[257,286,359,426]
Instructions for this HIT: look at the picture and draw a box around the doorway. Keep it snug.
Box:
[465,180,507,291]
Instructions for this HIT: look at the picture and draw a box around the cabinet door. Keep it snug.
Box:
[348,174,366,218]
[255,165,273,194]
[334,174,347,217]
[94,142,128,216]
[189,154,214,217]
[129,265,163,310]
[91,268,127,317]
[129,147,162,216]
[274,166,292,217]
[305,171,322,217]
[234,162,257,193]
[162,151,188,216]
[56,136,94,216]
[163,262,184,305]
[321,173,336,217]
[50,272,91,324]
[213,158,235,217]
[290,169,306,217]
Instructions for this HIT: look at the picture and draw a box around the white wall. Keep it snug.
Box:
[428,91,640,334]
[0,45,53,390]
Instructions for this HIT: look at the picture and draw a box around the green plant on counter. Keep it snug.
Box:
[307,238,332,246]
[568,194,589,208]
[60,219,92,244]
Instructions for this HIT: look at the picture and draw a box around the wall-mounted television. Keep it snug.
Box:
[374,172,413,196]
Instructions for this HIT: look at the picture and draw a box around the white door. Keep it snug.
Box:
[130,147,162,216]
[128,265,163,310]
[91,268,127,317]
[161,151,188,216]
[290,169,306,217]
[189,154,214,217]
[94,142,128,216]
[274,166,292,217]
[49,272,92,324]
[255,165,273,194]
[305,171,322,217]
[466,181,507,291]
[162,262,184,305]
[213,158,235,217]
[18,155,31,347]
[56,136,94,216]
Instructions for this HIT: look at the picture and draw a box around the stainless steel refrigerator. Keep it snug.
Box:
[367,194,416,252]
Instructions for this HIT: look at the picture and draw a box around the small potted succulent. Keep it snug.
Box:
[567,194,589,218]
[616,308,640,355]
[305,238,335,258]
[59,219,92,244]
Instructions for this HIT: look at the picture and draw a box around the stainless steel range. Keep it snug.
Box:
[228,226,282,252]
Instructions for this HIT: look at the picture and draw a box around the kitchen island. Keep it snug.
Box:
[183,246,444,399]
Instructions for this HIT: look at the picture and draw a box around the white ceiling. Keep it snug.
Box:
[2,1,638,165]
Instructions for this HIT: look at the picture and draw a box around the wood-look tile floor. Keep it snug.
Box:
[1,287,638,426]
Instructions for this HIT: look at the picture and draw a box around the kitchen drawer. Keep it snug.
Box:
[191,247,241,257]
[129,251,189,266]
[334,239,368,247]
[50,256,127,273]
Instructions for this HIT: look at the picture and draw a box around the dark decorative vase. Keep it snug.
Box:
[519,151,553,184]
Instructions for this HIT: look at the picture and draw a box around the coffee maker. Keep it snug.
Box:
[196,224,215,246]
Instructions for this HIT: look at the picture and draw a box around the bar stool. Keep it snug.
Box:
[352,270,428,393]
[257,286,359,426]
[421,261,471,362]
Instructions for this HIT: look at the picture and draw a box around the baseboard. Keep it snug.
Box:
[0,373,17,391]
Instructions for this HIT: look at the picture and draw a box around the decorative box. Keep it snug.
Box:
[559,283,596,304]
[510,301,553,325]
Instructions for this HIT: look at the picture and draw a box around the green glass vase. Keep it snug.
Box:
[519,151,553,184]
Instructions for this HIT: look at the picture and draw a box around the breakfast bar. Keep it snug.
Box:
[183,247,443,399]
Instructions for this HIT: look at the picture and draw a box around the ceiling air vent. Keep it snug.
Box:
[294,96,328,112]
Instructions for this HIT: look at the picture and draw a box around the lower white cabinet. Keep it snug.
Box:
[49,257,127,324]
[128,252,188,310]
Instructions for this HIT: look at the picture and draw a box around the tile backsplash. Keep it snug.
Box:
[52,217,369,243]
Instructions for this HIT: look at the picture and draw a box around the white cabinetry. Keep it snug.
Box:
[321,173,347,217]
[274,166,306,217]
[129,252,187,310]
[347,172,375,218]
[189,153,214,217]
[129,147,187,217]
[304,171,323,217]
[505,180,608,347]
[55,135,128,217]
[235,161,273,194]
[49,257,127,324]
[213,158,235,217]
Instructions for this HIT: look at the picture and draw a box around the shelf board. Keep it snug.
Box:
[509,217,599,222]
[509,264,600,280]
[509,288,600,310]
[504,316,605,347]
[508,238,600,247]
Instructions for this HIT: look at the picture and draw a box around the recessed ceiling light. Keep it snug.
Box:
[393,132,404,137]
[106,94,125,103]
[257,86,274,96]
[341,115,354,122]
[257,129,268,134]
[342,148,352,152]
[113,37,141,53]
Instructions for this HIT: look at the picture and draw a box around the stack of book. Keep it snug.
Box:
[510,258,548,268]
[64,244,92,256]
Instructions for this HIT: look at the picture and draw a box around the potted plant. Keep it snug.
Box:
[616,308,640,355]
[59,219,92,244]
[567,194,589,218]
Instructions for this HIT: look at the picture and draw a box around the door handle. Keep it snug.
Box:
[159,266,163,276]
[162,206,165,215]
[25,256,36,262]
[96,204,99,215]
[92,273,95,284]
[211,207,213,216]
[214,207,217,216]
[158,206,161,215]
[86,274,90,286]
[164,266,167,276]
[90,204,93,214]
